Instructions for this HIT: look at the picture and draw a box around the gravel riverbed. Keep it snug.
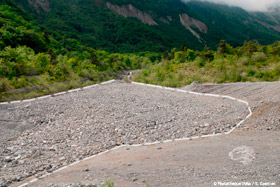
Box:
[0,81,248,186]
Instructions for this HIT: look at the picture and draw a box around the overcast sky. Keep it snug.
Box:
[182,0,280,12]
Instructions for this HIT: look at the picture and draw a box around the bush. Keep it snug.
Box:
[273,65,280,76]
[174,51,184,63]
[186,49,196,61]
[237,57,249,66]
[262,71,274,81]
[255,72,265,78]
[49,82,68,93]
[10,76,28,89]
[197,60,206,67]
[0,78,11,92]
[251,52,267,62]
[0,46,34,78]
[247,69,256,77]
[33,53,51,74]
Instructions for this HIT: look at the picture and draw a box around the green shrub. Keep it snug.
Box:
[174,51,184,63]
[247,69,256,77]
[100,179,114,187]
[262,71,274,81]
[142,69,149,76]
[69,80,80,89]
[197,60,206,67]
[255,72,265,78]
[273,65,280,76]
[251,52,267,62]
[186,49,196,61]
[49,82,68,93]
[237,57,249,66]
[0,78,11,92]
[33,53,51,74]
[10,76,28,89]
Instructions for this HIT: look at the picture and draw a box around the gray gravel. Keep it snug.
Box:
[0,81,248,186]
[183,81,280,131]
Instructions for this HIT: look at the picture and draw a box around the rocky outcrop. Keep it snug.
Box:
[28,0,50,12]
[256,20,280,32]
[106,2,157,25]
[159,17,169,24]
[167,16,172,22]
[179,13,208,40]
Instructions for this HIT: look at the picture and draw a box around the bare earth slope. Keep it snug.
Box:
[0,81,279,187]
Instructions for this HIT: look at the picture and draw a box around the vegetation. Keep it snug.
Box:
[11,0,280,52]
[0,0,279,102]
[79,179,114,187]
[0,1,160,101]
[133,41,280,87]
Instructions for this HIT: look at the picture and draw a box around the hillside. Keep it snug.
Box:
[0,0,160,101]
[12,0,280,52]
[0,1,280,186]
[1,0,279,102]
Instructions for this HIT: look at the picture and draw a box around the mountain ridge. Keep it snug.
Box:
[10,0,280,52]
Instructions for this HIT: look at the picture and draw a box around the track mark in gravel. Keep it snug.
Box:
[229,146,255,165]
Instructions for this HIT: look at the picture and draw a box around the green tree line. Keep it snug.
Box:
[133,40,280,87]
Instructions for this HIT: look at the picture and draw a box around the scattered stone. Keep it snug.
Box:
[16,176,22,182]
[0,179,8,187]
[0,81,261,184]
[11,160,18,167]
[31,149,41,159]
[4,156,12,163]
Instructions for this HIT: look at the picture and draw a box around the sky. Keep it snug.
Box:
[182,0,280,12]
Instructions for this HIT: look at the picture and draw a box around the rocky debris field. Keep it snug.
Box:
[184,81,280,131]
[0,81,249,186]
[25,130,280,187]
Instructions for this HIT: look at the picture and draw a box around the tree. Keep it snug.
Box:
[201,46,214,61]
[90,52,100,66]
[217,40,226,56]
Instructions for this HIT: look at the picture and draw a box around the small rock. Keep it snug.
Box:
[83,168,90,172]
[31,150,41,159]
[16,176,22,182]
[49,145,58,152]
[4,156,12,163]
[11,160,18,167]
[127,163,132,166]
[0,179,8,187]
[59,157,66,161]
[110,141,116,146]
[18,160,25,165]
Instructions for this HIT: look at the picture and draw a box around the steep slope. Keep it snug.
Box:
[11,0,280,52]
[0,0,157,101]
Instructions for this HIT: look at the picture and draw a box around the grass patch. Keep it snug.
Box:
[0,79,98,102]
[79,179,114,187]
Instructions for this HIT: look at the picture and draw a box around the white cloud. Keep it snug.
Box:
[182,0,280,12]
